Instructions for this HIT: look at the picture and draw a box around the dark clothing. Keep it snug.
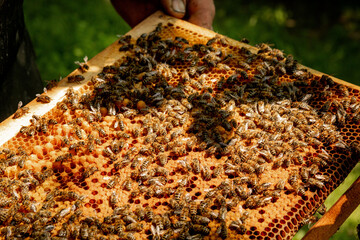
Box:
[0,0,43,121]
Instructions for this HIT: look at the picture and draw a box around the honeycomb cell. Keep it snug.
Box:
[287,222,293,229]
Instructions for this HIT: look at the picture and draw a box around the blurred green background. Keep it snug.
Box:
[24,0,359,239]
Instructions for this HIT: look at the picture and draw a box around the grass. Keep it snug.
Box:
[24,0,360,239]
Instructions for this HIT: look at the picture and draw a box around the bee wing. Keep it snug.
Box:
[301,93,312,102]
[114,121,119,129]
[83,56,88,63]
[18,101,23,109]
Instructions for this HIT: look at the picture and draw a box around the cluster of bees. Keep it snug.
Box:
[1,22,359,240]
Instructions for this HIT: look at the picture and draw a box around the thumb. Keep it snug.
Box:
[161,0,186,19]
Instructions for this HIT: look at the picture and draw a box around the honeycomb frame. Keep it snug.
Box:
[0,11,359,240]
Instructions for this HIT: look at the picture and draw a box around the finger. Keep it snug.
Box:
[111,0,161,28]
[161,0,186,19]
[186,0,215,29]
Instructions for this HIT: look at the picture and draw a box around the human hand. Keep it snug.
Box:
[111,0,215,29]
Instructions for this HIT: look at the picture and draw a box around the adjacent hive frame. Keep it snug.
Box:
[0,11,359,240]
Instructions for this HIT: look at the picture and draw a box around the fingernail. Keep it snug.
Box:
[172,0,185,13]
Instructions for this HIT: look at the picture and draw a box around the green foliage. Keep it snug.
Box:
[24,1,360,239]
[24,0,130,82]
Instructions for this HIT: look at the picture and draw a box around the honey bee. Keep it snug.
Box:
[212,164,223,178]
[133,206,145,221]
[84,140,94,153]
[72,126,83,139]
[144,133,156,144]
[229,220,246,234]
[57,102,68,111]
[238,162,255,174]
[288,170,299,185]
[217,221,228,239]
[352,109,360,123]
[130,127,140,138]
[302,215,319,227]
[140,159,150,172]
[190,215,210,226]
[107,175,120,189]
[97,126,107,137]
[170,129,183,140]
[206,36,219,46]
[54,207,71,221]
[75,56,89,73]
[308,177,325,189]
[161,229,174,240]
[39,118,48,133]
[117,132,130,139]
[217,63,231,71]
[152,142,165,152]
[154,166,169,177]
[82,166,98,179]
[275,179,285,190]
[69,140,85,153]
[157,153,168,166]
[172,146,187,156]
[192,224,210,236]
[186,202,197,217]
[338,85,349,97]
[22,126,36,136]
[13,101,29,119]
[122,179,132,191]
[317,204,327,215]
[45,78,59,90]
[68,74,85,83]
[172,220,186,230]
[350,141,360,156]
[36,94,51,103]
[55,153,72,163]
[129,156,140,169]
[190,79,202,90]
[125,223,143,232]
[173,187,183,202]
[125,233,136,240]
[254,182,272,194]
[145,207,154,222]
[201,165,211,181]
[103,147,117,161]
[79,224,89,240]
[152,214,164,231]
